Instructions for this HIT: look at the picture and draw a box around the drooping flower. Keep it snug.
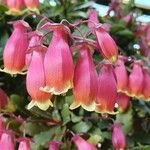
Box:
[40,23,74,95]
[1,20,30,75]
[114,56,128,93]
[0,117,5,137]
[117,93,130,112]
[128,61,144,98]
[18,138,31,150]
[95,64,117,114]
[5,0,25,15]
[95,27,118,63]
[0,88,8,111]
[26,33,52,111]
[70,43,98,111]
[112,123,126,150]
[0,131,15,150]
[72,135,97,150]
[123,13,133,26]
[24,0,39,13]
[48,141,61,150]
[142,68,150,101]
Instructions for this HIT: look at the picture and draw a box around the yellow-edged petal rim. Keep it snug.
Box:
[6,9,24,16]
[40,81,72,95]
[27,99,53,111]
[26,8,40,14]
[105,55,117,64]
[70,101,96,112]
[0,68,27,76]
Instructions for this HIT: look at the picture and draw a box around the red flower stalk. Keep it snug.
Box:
[0,88,8,111]
[114,56,128,93]
[5,0,25,15]
[95,64,117,114]
[24,0,39,12]
[117,93,130,112]
[0,131,15,150]
[18,138,31,150]
[40,23,74,95]
[112,123,126,150]
[95,27,118,63]
[70,44,98,111]
[48,141,61,150]
[1,20,30,75]
[26,33,52,111]
[72,135,97,150]
[128,61,144,98]
[142,68,150,101]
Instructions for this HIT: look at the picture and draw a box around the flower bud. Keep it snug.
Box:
[18,138,31,150]
[40,23,74,95]
[123,13,133,26]
[112,123,126,150]
[26,34,52,111]
[114,56,128,93]
[48,141,60,150]
[142,68,150,101]
[95,27,118,63]
[0,131,15,150]
[117,93,130,112]
[128,61,144,98]
[24,0,39,12]
[72,135,97,150]
[95,64,117,114]
[70,44,97,111]
[0,88,8,111]
[5,0,25,15]
[1,20,30,75]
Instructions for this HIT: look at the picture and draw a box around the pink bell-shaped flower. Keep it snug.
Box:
[0,131,15,150]
[18,138,31,150]
[95,64,117,114]
[112,123,126,150]
[117,93,130,112]
[40,23,74,95]
[72,135,97,150]
[48,141,61,150]
[5,0,25,15]
[95,27,118,63]
[26,33,52,111]
[70,43,98,111]
[114,56,128,93]
[0,88,8,111]
[24,0,39,12]
[128,61,144,98]
[1,20,30,76]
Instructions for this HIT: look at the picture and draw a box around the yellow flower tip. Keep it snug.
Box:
[40,82,72,95]
[27,8,40,14]
[27,99,53,111]
[81,102,96,112]
[107,55,118,64]
[69,102,81,110]
[6,9,23,16]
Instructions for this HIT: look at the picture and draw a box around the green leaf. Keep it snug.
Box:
[87,134,102,145]
[72,121,92,133]
[131,145,150,150]
[71,112,82,123]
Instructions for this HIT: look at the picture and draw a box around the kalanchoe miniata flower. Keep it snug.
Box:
[0,131,15,150]
[48,141,61,150]
[112,123,126,150]
[95,64,117,114]
[1,20,30,76]
[114,56,128,93]
[117,93,130,112]
[72,135,97,150]
[26,33,52,111]
[142,68,150,101]
[123,13,133,26]
[24,0,39,12]
[0,88,8,111]
[5,0,25,15]
[18,138,31,150]
[95,27,118,63]
[70,43,98,111]
[40,23,74,95]
[128,61,144,98]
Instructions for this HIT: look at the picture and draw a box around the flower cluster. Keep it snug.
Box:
[3,0,39,15]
